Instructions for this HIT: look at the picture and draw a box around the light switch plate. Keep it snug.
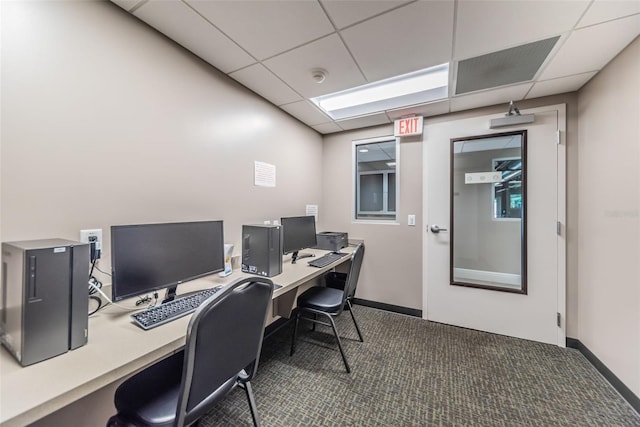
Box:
[408,214,416,226]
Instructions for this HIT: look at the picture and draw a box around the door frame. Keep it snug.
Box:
[421,104,567,347]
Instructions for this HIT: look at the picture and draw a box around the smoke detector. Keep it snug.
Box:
[311,68,328,84]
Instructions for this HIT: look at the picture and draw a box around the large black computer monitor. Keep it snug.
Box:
[111,220,224,302]
[280,215,317,264]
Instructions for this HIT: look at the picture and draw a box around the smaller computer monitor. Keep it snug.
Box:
[280,215,317,264]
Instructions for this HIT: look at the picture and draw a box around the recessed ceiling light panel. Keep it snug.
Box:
[311,63,449,120]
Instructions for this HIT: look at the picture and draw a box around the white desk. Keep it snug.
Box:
[0,247,353,427]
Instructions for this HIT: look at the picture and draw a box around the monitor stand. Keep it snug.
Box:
[162,286,177,304]
[291,250,314,264]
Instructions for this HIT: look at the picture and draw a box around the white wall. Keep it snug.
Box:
[1,1,323,274]
[577,36,640,398]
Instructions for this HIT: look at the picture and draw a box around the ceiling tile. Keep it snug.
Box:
[111,0,144,12]
[341,1,454,82]
[134,0,255,73]
[280,100,332,126]
[540,14,640,80]
[336,113,391,130]
[455,0,590,60]
[312,122,344,134]
[320,0,411,30]
[386,100,451,120]
[456,37,559,95]
[578,0,640,28]
[450,83,532,112]
[229,64,302,106]
[263,34,366,98]
[526,72,597,99]
[185,0,334,60]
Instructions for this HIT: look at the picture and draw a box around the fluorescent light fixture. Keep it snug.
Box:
[386,162,397,167]
[502,170,522,181]
[311,63,449,120]
[358,148,369,153]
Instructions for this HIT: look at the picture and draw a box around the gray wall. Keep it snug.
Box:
[577,36,639,398]
[323,130,424,309]
[1,0,323,275]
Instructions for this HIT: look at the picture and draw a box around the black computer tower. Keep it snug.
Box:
[1,239,90,366]
[241,225,282,277]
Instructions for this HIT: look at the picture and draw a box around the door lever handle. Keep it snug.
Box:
[430,225,448,233]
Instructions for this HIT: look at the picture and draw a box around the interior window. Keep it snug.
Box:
[492,157,523,220]
[354,139,398,221]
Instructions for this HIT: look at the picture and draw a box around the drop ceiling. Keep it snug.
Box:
[111,0,640,134]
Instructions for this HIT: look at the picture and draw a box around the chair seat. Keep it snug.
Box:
[118,388,180,427]
[297,286,344,312]
[114,352,184,427]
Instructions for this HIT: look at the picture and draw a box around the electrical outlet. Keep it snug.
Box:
[80,229,102,259]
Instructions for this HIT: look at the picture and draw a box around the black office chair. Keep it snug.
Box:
[107,277,274,427]
[290,243,365,373]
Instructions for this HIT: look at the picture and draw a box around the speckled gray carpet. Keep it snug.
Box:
[200,305,640,426]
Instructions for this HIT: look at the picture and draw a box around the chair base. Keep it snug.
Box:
[239,381,261,427]
[346,299,364,343]
[290,308,351,373]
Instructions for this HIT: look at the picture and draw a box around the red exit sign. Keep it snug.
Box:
[394,116,423,137]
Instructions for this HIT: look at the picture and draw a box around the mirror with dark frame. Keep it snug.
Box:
[450,130,527,294]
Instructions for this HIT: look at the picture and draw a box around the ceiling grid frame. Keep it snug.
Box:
[109,0,640,134]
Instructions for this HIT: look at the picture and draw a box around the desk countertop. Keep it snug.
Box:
[0,247,353,427]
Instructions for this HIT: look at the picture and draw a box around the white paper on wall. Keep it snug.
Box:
[306,204,318,221]
[254,161,276,187]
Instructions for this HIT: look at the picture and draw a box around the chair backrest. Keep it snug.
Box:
[176,277,274,426]
[342,243,365,303]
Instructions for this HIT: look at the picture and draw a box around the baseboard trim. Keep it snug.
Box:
[567,337,640,414]
[352,298,422,318]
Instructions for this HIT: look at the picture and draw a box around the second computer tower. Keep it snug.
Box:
[241,224,282,277]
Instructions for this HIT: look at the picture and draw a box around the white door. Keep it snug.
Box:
[422,105,566,346]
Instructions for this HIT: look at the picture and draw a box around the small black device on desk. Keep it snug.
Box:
[314,232,348,252]
[308,251,348,268]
